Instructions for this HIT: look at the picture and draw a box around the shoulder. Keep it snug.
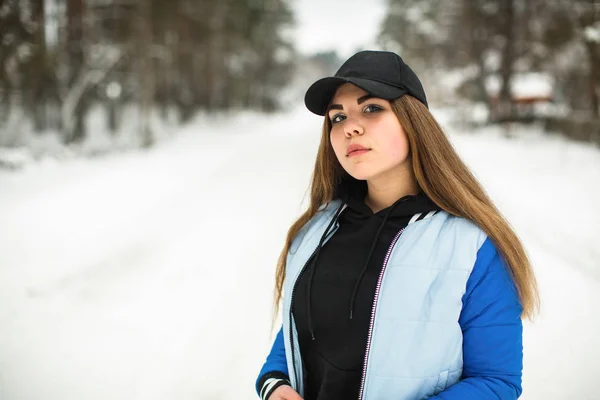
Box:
[435,211,486,238]
[429,214,520,310]
[418,211,488,258]
[289,200,343,255]
[434,213,513,284]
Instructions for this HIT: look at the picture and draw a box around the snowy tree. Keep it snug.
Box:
[379,0,600,122]
[0,0,296,151]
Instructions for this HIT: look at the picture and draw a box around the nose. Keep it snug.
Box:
[344,117,364,138]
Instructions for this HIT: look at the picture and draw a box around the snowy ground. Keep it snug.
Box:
[0,107,598,400]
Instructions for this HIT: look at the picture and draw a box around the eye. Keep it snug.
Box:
[330,113,345,124]
[329,104,382,124]
[363,104,382,113]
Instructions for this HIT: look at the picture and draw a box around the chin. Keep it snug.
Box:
[345,167,377,181]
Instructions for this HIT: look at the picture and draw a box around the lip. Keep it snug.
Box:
[346,143,370,157]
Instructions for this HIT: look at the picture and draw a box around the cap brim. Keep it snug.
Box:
[304,77,407,116]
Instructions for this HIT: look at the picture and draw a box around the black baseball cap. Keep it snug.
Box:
[304,50,428,116]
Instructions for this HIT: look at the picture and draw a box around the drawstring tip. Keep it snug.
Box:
[349,310,353,320]
[310,333,316,341]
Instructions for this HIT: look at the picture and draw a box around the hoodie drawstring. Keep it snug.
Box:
[307,202,346,341]
[348,197,406,319]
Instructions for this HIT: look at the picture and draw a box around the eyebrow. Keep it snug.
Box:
[327,95,374,113]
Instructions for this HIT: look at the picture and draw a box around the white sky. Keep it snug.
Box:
[290,0,388,58]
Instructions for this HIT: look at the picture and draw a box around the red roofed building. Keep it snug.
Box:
[486,73,556,122]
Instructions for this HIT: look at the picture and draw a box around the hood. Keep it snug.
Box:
[337,175,440,218]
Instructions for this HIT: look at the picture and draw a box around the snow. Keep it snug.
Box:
[584,25,600,44]
[485,73,554,99]
[1,107,599,399]
[0,104,179,167]
[0,147,35,170]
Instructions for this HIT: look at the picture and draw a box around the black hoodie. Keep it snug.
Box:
[291,178,441,400]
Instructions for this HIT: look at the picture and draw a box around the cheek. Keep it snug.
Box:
[379,123,410,162]
[387,135,409,157]
[329,130,346,159]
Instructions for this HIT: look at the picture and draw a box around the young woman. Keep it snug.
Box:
[255,50,539,400]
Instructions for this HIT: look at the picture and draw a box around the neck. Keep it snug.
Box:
[364,168,420,213]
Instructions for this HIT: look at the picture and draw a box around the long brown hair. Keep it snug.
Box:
[273,94,539,321]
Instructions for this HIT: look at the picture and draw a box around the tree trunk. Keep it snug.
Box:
[66,0,84,84]
[582,0,600,118]
[498,0,515,122]
[465,2,491,119]
[584,41,600,118]
[138,0,155,148]
[108,100,118,133]
[32,0,47,132]
[65,0,87,143]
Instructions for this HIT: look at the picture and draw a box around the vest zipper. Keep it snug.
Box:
[358,227,406,400]
[288,247,318,391]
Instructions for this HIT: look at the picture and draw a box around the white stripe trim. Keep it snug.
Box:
[408,213,422,225]
[261,378,284,400]
[423,211,437,220]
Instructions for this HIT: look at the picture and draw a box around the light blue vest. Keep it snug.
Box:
[282,200,487,400]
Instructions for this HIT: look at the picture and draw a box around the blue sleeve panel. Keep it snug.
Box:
[255,326,289,395]
[431,237,524,399]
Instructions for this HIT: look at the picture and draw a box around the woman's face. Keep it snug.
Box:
[328,83,411,182]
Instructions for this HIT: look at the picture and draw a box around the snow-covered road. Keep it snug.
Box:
[0,109,598,399]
